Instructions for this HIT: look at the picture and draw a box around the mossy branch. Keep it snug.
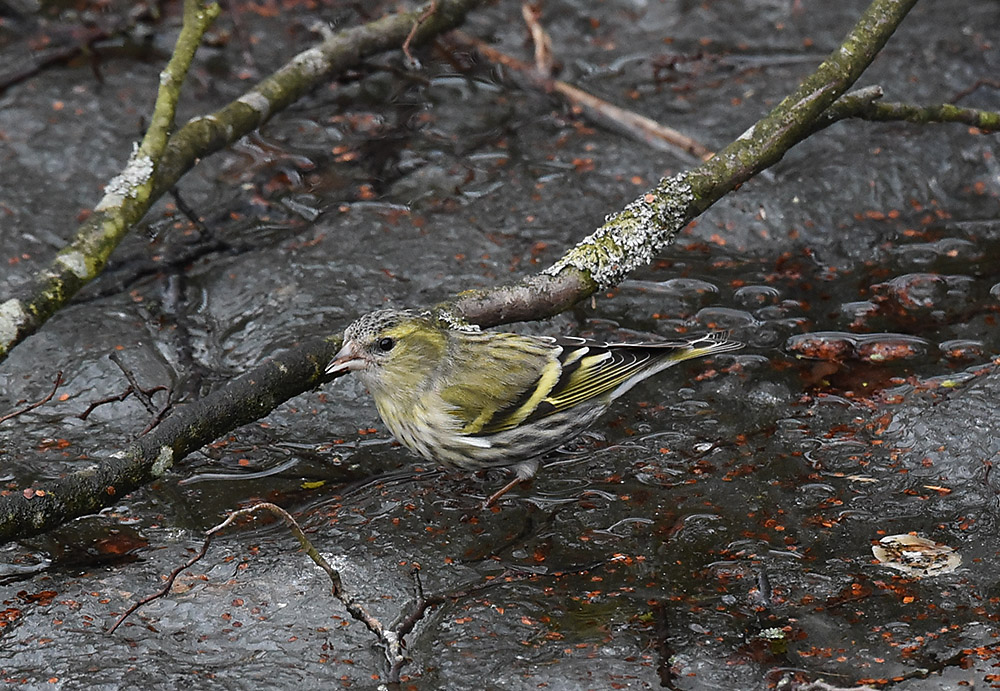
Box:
[0,0,487,543]
[0,0,484,364]
[0,337,334,544]
[443,0,924,327]
[815,85,1000,132]
[0,0,219,361]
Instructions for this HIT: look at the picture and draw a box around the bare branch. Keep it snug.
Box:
[451,30,713,161]
[402,0,438,68]
[0,371,64,425]
[0,0,219,362]
[0,0,485,364]
[113,502,620,682]
[108,352,160,416]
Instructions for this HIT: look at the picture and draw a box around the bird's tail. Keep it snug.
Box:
[668,332,744,362]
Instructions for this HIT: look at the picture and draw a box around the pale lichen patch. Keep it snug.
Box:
[430,309,480,332]
[544,173,695,289]
[237,91,272,117]
[55,251,90,280]
[291,46,329,76]
[151,446,174,477]
[95,145,155,211]
[0,298,27,346]
[736,123,757,141]
[186,113,234,141]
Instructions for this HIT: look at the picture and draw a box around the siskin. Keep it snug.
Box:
[326,309,742,503]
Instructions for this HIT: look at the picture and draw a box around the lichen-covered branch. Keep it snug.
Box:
[0,0,488,545]
[0,0,219,361]
[0,0,485,364]
[816,86,1000,131]
[543,174,698,290]
[432,0,930,326]
[0,335,335,543]
[520,0,922,299]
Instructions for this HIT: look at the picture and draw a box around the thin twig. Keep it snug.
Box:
[521,3,553,76]
[402,0,438,68]
[112,500,620,683]
[0,371,64,425]
[950,78,1000,104]
[77,387,135,420]
[169,187,211,235]
[107,538,212,634]
[112,502,406,670]
[79,354,171,432]
[451,30,714,160]
[138,390,174,436]
[391,567,444,639]
[77,385,168,421]
[109,351,159,415]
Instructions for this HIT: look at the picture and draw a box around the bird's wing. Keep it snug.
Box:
[437,333,562,437]
[472,333,740,435]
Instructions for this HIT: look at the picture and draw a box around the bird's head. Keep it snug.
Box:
[326,309,447,392]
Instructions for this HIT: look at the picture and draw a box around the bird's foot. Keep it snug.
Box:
[481,459,539,509]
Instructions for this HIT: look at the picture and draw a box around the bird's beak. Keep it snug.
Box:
[325,341,365,376]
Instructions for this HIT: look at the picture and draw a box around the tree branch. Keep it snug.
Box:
[0,0,485,363]
[0,371,63,425]
[817,86,1000,131]
[0,0,219,361]
[444,0,922,328]
[110,502,433,683]
[111,501,616,682]
[450,30,714,161]
[0,336,333,543]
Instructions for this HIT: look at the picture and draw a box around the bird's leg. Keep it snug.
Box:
[483,476,523,508]
[482,459,538,508]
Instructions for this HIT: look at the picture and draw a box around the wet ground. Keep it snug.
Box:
[2,0,1000,689]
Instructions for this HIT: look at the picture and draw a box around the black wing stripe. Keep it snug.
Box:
[538,348,652,411]
[471,344,579,436]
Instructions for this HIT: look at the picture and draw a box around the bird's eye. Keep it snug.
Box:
[377,337,395,352]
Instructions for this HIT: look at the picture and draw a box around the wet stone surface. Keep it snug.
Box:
[2,1,1000,690]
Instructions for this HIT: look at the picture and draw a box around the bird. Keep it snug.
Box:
[325,308,742,504]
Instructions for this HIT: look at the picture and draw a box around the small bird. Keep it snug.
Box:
[326,309,742,504]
